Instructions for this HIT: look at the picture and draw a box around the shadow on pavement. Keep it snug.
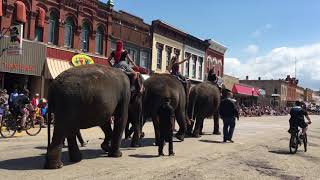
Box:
[121,138,155,148]
[268,150,291,155]
[199,140,223,144]
[0,149,106,171]
[129,154,159,158]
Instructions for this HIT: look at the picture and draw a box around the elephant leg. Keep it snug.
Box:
[109,105,128,157]
[131,117,142,147]
[125,121,131,139]
[100,121,112,153]
[187,120,194,136]
[158,135,165,156]
[44,126,64,169]
[152,116,160,146]
[67,132,82,163]
[193,116,204,138]
[175,108,186,141]
[213,112,221,135]
[199,120,204,135]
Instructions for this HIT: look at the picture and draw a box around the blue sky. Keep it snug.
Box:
[105,0,320,89]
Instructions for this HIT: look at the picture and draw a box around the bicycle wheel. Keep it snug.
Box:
[303,133,308,152]
[25,118,42,136]
[0,116,17,138]
[289,134,298,154]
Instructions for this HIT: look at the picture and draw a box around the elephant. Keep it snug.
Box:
[187,80,221,137]
[44,64,130,169]
[143,74,188,145]
[125,74,144,147]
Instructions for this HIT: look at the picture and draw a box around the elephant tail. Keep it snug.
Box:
[187,89,197,121]
[158,99,175,126]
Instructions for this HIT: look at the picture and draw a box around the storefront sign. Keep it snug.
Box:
[1,62,34,72]
[7,24,23,55]
[71,54,94,66]
[0,38,45,76]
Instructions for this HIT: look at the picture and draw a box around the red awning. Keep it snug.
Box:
[232,84,259,96]
[37,7,45,28]
[0,0,3,17]
[15,1,26,23]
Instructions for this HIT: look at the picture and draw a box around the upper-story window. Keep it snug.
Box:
[95,26,104,55]
[192,55,197,78]
[35,27,43,42]
[185,52,191,77]
[198,57,203,80]
[156,43,163,70]
[165,46,172,70]
[81,21,90,52]
[64,16,74,48]
[48,11,59,45]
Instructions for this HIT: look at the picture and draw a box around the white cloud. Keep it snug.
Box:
[225,43,320,90]
[251,24,272,38]
[244,44,259,55]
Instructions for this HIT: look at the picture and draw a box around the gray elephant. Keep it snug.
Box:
[187,71,221,137]
[125,74,144,147]
[44,64,130,169]
[143,74,188,145]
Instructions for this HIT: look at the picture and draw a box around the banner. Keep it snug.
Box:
[7,24,23,55]
[71,54,94,66]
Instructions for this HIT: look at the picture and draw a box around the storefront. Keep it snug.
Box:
[232,83,259,106]
[0,38,46,97]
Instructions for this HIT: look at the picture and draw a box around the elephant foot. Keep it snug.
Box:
[213,131,221,135]
[169,152,175,156]
[69,152,82,163]
[192,133,201,138]
[101,142,111,152]
[175,133,185,141]
[158,152,164,157]
[108,150,122,158]
[199,132,204,135]
[44,159,64,169]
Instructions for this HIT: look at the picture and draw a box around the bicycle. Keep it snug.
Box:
[0,109,42,138]
[289,123,310,154]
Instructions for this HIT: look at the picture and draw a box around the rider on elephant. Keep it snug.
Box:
[108,41,142,93]
[168,55,191,96]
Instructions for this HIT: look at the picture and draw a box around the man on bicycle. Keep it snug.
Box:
[289,101,312,136]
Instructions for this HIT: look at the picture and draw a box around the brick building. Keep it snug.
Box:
[304,88,313,102]
[111,10,151,70]
[285,75,298,105]
[0,0,114,97]
[204,39,227,78]
[240,77,288,106]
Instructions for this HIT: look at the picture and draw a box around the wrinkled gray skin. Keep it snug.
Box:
[125,75,144,147]
[143,74,187,144]
[187,82,221,137]
[44,64,130,169]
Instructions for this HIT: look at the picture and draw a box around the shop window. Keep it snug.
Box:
[35,27,43,42]
[64,17,74,48]
[192,55,197,78]
[95,26,104,55]
[81,21,90,52]
[48,12,59,45]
